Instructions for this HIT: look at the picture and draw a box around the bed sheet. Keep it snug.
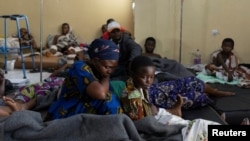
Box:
[208,83,250,124]
[0,37,20,50]
[196,71,239,85]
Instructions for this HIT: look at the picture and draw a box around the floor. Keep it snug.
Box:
[4,69,51,85]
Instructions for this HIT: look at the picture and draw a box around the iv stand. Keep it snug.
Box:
[39,0,44,82]
[179,0,184,63]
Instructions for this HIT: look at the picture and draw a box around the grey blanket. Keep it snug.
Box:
[148,57,195,82]
[0,111,183,141]
[0,76,184,141]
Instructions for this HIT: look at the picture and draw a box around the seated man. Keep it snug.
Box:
[142,37,162,58]
[101,18,131,40]
[107,21,142,81]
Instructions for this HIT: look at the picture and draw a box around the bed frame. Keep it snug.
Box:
[0,14,36,78]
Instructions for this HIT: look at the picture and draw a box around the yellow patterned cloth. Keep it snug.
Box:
[121,78,152,120]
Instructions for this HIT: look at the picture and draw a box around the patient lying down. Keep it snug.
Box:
[0,68,63,117]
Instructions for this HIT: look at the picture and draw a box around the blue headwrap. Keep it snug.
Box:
[88,39,119,60]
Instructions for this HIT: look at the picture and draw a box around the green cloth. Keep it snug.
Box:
[110,80,126,98]
[196,72,239,85]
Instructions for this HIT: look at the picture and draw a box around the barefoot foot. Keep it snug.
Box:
[167,94,183,117]
[3,96,23,111]
[217,91,235,96]
[241,118,250,125]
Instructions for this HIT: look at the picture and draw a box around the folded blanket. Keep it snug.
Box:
[0,111,184,141]
[0,38,20,55]
[0,38,20,48]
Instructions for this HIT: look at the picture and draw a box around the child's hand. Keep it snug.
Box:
[45,51,54,57]
[150,105,158,116]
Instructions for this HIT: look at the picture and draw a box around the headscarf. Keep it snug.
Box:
[88,39,119,60]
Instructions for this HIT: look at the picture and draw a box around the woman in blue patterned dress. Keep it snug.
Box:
[46,39,123,120]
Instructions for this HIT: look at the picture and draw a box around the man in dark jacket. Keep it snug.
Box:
[107,21,142,81]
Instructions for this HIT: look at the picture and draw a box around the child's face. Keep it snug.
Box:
[62,25,70,35]
[101,25,107,33]
[145,40,155,53]
[20,28,27,37]
[221,42,233,53]
[132,66,155,90]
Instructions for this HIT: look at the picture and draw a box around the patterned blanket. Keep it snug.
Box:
[46,32,79,50]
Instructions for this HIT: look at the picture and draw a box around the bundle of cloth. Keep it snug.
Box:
[147,56,195,83]
[0,38,20,52]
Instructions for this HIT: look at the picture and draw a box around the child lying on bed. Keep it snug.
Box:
[0,68,64,116]
[121,55,235,115]
[205,38,250,83]
[121,56,225,140]
[120,55,235,140]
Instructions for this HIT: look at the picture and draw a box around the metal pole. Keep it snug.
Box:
[179,0,183,63]
[39,0,44,82]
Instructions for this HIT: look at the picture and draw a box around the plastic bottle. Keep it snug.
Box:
[194,49,201,64]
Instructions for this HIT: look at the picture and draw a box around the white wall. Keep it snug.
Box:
[0,0,134,47]
[134,0,250,66]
